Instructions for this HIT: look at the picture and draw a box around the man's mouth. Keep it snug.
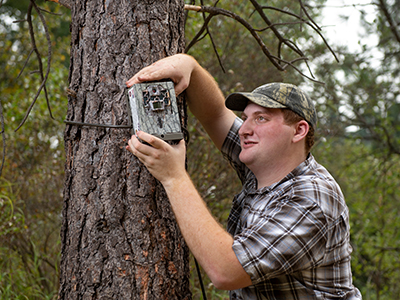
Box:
[242,140,257,147]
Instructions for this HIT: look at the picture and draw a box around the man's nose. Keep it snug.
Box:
[239,119,253,136]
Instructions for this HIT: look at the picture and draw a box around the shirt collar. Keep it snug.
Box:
[245,154,315,195]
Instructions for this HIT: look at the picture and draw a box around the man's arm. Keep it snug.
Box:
[126,131,252,290]
[126,54,236,150]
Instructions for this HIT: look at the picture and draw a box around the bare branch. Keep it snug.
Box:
[201,1,226,73]
[251,1,338,64]
[280,38,316,78]
[17,49,34,79]
[185,13,213,52]
[38,7,63,16]
[377,0,400,44]
[186,5,285,71]
[256,4,337,59]
[187,2,226,72]
[344,105,400,156]
[0,98,6,177]
[272,55,325,84]
[250,0,304,63]
[375,246,400,252]
[185,1,337,82]
[16,0,54,132]
[298,0,321,31]
[45,0,72,10]
[13,19,28,23]
[185,5,201,12]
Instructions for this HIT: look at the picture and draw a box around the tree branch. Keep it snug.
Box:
[16,49,34,79]
[254,0,339,77]
[377,0,400,44]
[185,5,285,71]
[15,0,54,132]
[185,1,337,83]
[375,246,400,252]
[44,0,72,10]
[185,9,227,72]
[199,0,226,72]
[0,98,6,177]
[344,105,400,156]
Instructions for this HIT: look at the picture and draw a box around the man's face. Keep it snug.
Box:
[238,103,295,170]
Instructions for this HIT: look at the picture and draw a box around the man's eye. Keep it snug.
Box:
[256,116,266,122]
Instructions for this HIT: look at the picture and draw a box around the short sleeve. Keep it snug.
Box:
[221,117,249,184]
[232,193,328,284]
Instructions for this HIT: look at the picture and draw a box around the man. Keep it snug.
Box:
[126,54,362,299]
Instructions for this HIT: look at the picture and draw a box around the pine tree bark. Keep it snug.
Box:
[59,1,190,299]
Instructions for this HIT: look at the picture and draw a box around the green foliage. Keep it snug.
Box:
[0,180,24,240]
[313,137,400,300]
[0,244,59,300]
[0,179,58,300]
[0,1,69,298]
[308,1,400,298]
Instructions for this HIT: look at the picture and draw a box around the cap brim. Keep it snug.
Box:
[225,92,287,111]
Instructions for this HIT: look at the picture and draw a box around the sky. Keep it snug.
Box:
[318,0,383,132]
[321,0,379,53]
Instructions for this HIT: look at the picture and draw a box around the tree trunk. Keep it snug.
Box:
[59,1,190,299]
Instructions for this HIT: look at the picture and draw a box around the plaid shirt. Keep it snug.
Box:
[221,118,362,300]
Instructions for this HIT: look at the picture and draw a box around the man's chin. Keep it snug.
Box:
[239,153,252,165]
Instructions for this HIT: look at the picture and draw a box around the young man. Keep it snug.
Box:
[126,54,362,299]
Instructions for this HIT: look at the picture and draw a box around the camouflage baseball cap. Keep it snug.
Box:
[225,82,317,127]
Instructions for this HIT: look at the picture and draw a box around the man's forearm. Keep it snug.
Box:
[161,174,252,290]
[184,58,237,150]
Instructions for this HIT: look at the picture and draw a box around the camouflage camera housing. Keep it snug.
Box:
[127,80,183,143]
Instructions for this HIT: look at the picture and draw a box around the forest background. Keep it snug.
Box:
[0,0,399,299]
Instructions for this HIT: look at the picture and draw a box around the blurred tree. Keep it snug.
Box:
[0,0,69,298]
[308,1,400,299]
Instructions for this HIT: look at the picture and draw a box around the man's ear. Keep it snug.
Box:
[292,120,309,144]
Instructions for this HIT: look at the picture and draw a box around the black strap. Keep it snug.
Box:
[64,120,131,128]
[194,257,208,300]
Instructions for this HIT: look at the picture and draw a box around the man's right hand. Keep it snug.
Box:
[125,54,197,96]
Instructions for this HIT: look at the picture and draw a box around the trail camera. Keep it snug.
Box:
[127,80,183,143]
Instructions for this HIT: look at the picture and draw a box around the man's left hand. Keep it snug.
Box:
[126,131,187,185]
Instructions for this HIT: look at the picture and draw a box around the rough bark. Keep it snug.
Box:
[59,1,190,299]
